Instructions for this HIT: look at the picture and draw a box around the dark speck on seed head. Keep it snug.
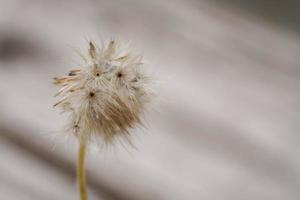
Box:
[68,71,76,76]
[89,92,95,97]
[117,72,123,78]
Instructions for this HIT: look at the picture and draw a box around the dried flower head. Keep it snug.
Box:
[53,39,153,144]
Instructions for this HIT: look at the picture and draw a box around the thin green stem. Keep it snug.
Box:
[77,136,87,200]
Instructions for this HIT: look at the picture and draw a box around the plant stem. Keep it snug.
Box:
[77,136,87,200]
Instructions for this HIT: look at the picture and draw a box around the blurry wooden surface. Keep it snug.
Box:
[0,0,300,200]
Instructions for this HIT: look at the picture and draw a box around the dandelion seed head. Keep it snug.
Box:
[53,39,153,144]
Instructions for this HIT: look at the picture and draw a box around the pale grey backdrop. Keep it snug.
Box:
[0,0,300,200]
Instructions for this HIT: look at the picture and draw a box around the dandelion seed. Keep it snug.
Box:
[53,39,154,200]
[53,39,153,144]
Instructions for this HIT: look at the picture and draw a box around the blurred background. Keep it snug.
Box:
[0,0,300,199]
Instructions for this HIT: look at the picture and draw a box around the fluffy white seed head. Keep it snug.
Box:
[53,40,153,144]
